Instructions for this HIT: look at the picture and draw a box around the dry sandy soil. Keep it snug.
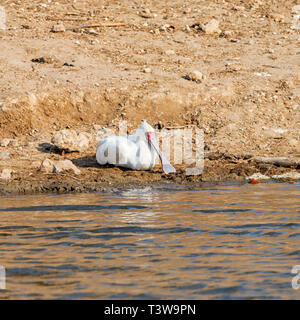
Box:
[0,0,299,194]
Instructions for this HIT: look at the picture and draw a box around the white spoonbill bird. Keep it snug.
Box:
[96,120,176,174]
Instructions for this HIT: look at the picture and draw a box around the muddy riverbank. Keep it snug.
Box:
[0,147,299,195]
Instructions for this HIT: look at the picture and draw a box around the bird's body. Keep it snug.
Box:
[96,135,157,170]
[96,120,175,174]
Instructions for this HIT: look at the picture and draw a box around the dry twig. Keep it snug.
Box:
[67,23,126,31]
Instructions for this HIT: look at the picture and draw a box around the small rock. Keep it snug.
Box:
[272,172,300,180]
[269,13,285,23]
[159,24,175,32]
[149,28,160,35]
[0,138,11,147]
[31,56,57,64]
[291,5,300,15]
[287,138,299,148]
[51,23,66,33]
[51,130,90,152]
[40,159,55,173]
[291,6,300,30]
[231,5,245,11]
[220,30,234,38]
[0,152,9,159]
[165,49,175,55]
[247,173,270,181]
[254,72,271,77]
[53,160,81,175]
[0,138,18,147]
[186,70,205,83]
[201,19,221,35]
[185,25,191,32]
[88,28,98,35]
[262,127,288,139]
[143,67,152,73]
[139,8,156,19]
[291,14,300,30]
[0,169,12,180]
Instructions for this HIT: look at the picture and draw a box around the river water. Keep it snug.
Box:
[0,182,299,299]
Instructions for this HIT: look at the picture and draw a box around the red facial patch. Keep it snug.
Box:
[146,131,155,141]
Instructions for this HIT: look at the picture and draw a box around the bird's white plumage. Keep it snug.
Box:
[96,120,176,173]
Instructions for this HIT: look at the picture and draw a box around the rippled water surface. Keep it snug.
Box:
[0,182,299,299]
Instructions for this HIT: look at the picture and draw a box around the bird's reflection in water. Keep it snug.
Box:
[108,187,159,224]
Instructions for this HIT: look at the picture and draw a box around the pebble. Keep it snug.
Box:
[254,72,271,77]
[31,56,56,64]
[287,138,298,148]
[0,169,12,180]
[186,70,205,83]
[222,30,234,37]
[262,127,288,139]
[185,25,191,32]
[143,67,152,73]
[291,15,300,30]
[272,172,300,180]
[231,5,245,11]
[139,8,156,19]
[201,19,221,34]
[291,5,300,15]
[159,24,174,32]
[0,152,9,159]
[51,23,66,33]
[247,173,270,181]
[149,28,160,35]
[0,138,11,147]
[88,29,98,35]
[270,13,285,23]
[164,49,175,55]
